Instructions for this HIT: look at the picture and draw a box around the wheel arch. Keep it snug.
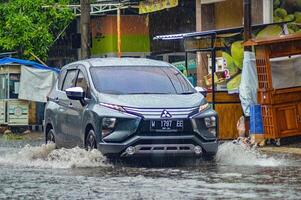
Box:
[45,123,53,143]
[82,109,102,146]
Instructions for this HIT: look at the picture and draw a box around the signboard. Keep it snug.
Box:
[139,0,178,14]
[7,100,29,125]
[172,59,196,71]
[184,37,224,51]
[0,100,5,124]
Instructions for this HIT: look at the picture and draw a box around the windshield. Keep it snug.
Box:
[90,66,195,95]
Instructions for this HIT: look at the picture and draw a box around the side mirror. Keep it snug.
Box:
[66,87,84,100]
[195,86,207,97]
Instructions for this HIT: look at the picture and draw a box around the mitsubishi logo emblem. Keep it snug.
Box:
[161,110,172,118]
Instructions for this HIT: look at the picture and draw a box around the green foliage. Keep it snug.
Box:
[222,52,238,76]
[230,41,244,70]
[295,11,301,23]
[284,14,295,22]
[226,73,241,93]
[256,25,283,39]
[274,8,288,18]
[273,0,281,8]
[0,0,75,60]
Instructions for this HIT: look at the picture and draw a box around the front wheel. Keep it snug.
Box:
[46,129,56,147]
[202,152,215,161]
[85,129,97,151]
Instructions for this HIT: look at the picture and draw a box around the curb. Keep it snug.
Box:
[260,147,301,155]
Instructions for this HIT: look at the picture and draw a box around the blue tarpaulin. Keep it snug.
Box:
[0,57,60,73]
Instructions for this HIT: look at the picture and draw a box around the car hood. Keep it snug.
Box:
[98,93,205,108]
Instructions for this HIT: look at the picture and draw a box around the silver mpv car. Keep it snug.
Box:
[44,58,218,158]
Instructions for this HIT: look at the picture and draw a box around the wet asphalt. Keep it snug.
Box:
[0,137,301,200]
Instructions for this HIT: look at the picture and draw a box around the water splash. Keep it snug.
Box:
[216,142,284,167]
[0,143,110,169]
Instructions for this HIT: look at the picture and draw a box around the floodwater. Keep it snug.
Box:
[0,138,301,200]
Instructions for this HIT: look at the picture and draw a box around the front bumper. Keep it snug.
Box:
[98,135,218,157]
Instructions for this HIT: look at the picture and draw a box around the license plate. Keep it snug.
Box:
[150,120,184,132]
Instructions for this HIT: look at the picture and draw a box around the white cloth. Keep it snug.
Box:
[18,65,57,102]
[239,51,258,117]
[270,55,301,89]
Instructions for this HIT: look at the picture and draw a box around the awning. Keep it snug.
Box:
[0,57,60,73]
[0,57,59,102]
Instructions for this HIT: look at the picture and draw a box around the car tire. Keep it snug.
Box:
[85,129,97,151]
[202,153,215,161]
[46,128,55,144]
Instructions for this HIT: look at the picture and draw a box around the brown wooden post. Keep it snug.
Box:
[195,0,215,87]
[244,0,252,51]
[117,7,122,58]
[80,0,91,59]
[251,0,263,24]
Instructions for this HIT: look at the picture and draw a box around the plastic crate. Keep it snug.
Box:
[250,104,264,134]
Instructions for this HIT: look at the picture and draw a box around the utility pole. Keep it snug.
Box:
[244,0,252,51]
[80,0,91,59]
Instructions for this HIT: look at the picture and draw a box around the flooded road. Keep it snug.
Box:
[0,138,301,199]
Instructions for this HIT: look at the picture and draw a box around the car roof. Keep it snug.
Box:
[62,57,172,70]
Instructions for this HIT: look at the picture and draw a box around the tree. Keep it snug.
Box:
[0,0,75,60]
[80,0,91,59]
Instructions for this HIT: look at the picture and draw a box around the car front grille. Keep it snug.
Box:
[123,106,199,119]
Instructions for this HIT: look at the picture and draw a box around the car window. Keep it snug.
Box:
[62,69,78,91]
[75,70,91,98]
[162,67,190,93]
[9,73,20,99]
[173,70,192,92]
[90,66,195,94]
[58,69,67,90]
[76,71,88,91]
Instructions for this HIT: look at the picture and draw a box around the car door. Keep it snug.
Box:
[49,68,67,146]
[65,66,90,147]
[60,68,79,147]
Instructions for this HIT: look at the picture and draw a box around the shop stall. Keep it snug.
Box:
[0,58,59,129]
[244,33,301,141]
[154,22,287,140]
[155,28,245,139]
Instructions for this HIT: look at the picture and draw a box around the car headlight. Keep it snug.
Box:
[199,103,209,112]
[100,102,125,112]
[102,117,116,137]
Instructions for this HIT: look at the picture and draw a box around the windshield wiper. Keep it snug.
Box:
[102,90,125,95]
[128,92,169,94]
[179,92,195,94]
[129,93,168,94]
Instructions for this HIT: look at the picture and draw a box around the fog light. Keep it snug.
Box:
[208,127,217,137]
[125,146,135,155]
[204,116,216,127]
[102,117,116,137]
[194,146,202,155]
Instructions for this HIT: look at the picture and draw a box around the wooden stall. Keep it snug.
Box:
[245,33,301,140]
[154,22,287,140]
[207,92,243,139]
[0,64,36,126]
